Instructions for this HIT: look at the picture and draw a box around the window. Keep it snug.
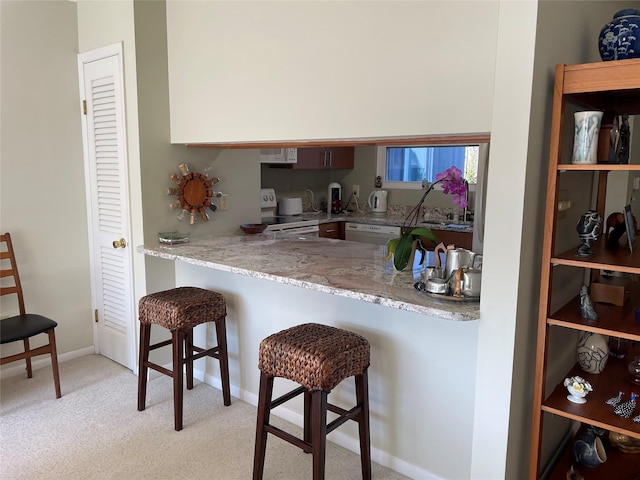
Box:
[376,142,489,190]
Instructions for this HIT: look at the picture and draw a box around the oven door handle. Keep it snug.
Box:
[278,226,320,235]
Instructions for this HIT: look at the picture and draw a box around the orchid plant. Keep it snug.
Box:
[385,166,468,271]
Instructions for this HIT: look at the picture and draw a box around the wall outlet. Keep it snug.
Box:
[352,185,360,197]
[219,194,229,211]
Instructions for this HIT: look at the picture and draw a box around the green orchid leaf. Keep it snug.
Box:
[393,233,414,271]
[383,237,400,262]
[408,227,437,247]
[414,238,427,265]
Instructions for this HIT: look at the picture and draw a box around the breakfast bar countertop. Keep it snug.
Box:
[138,234,480,321]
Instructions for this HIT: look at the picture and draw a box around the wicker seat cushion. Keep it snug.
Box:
[258,323,370,391]
[138,287,226,330]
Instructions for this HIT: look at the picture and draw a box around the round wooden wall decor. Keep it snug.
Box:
[166,163,220,224]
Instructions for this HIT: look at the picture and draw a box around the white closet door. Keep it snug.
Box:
[78,44,135,371]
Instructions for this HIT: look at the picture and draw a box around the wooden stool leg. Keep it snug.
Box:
[215,317,231,406]
[356,371,372,480]
[185,328,194,390]
[47,329,62,399]
[23,338,33,378]
[137,323,151,412]
[304,389,312,448]
[253,372,274,480]
[311,389,328,480]
[173,329,185,431]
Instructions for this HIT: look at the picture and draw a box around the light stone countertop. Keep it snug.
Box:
[138,233,480,321]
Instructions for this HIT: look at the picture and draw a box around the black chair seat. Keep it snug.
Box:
[1,314,58,344]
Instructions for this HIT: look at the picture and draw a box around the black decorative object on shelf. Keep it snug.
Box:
[576,210,602,256]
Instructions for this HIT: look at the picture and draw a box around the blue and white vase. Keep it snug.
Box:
[574,426,607,468]
[572,111,603,165]
[598,9,640,61]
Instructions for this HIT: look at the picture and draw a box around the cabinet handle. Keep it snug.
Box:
[328,150,332,167]
[325,229,336,233]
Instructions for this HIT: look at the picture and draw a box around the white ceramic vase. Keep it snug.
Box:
[572,111,604,164]
[577,332,609,374]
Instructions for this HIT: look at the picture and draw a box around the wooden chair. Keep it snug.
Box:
[0,233,61,398]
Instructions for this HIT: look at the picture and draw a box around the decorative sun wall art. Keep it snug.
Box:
[166,163,221,224]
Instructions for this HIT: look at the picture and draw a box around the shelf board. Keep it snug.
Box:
[542,357,640,440]
[552,240,640,275]
[557,164,640,172]
[548,282,640,340]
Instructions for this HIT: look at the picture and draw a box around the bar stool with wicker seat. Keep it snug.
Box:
[137,286,231,431]
[253,323,371,480]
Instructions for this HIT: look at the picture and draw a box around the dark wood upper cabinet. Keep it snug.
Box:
[293,147,354,169]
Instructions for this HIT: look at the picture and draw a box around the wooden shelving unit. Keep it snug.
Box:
[530,59,640,479]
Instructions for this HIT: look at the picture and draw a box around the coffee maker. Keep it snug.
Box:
[328,182,342,214]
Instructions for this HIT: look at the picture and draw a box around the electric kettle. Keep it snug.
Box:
[368,190,388,215]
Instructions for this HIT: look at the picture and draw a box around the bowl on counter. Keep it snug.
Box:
[240,223,268,234]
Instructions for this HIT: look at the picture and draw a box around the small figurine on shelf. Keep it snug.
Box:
[576,210,602,256]
[564,376,593,404]
[565,465,584,480]
[614,392,637,418]
[579,285,598,321]
[605,391,624,407]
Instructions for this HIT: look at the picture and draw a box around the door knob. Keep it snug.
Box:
[112,238,126,249]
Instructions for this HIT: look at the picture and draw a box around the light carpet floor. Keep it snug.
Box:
[0,354,409,480]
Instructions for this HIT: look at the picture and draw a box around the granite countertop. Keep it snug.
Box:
[138,234,480,321]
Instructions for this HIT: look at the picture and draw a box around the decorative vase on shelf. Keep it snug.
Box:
[577,332,609,374]
[574,426,607,468]
[572,111,603,165]
[598,9,640,61]
[576,210,602,257]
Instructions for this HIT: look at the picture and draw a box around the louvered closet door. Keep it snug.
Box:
[79,44,135,370]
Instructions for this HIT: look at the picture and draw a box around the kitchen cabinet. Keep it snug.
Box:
[433,230,472,250]
[529,59,640,479]
[294,147,354,169]
[402,227,472,250]
[319,221,344,240]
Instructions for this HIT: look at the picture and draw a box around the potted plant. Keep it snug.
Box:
[385,166,468,271]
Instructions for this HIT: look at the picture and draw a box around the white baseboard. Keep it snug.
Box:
[0,346,95,380]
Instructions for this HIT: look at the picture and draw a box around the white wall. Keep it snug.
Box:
[0,1,93,364]
[166,1,499,143]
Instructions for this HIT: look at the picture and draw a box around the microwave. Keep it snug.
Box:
[259,148,298,164]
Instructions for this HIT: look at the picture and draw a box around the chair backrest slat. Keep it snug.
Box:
[0,233,26,315]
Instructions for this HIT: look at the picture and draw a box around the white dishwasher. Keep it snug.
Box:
[344,223,402,245]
